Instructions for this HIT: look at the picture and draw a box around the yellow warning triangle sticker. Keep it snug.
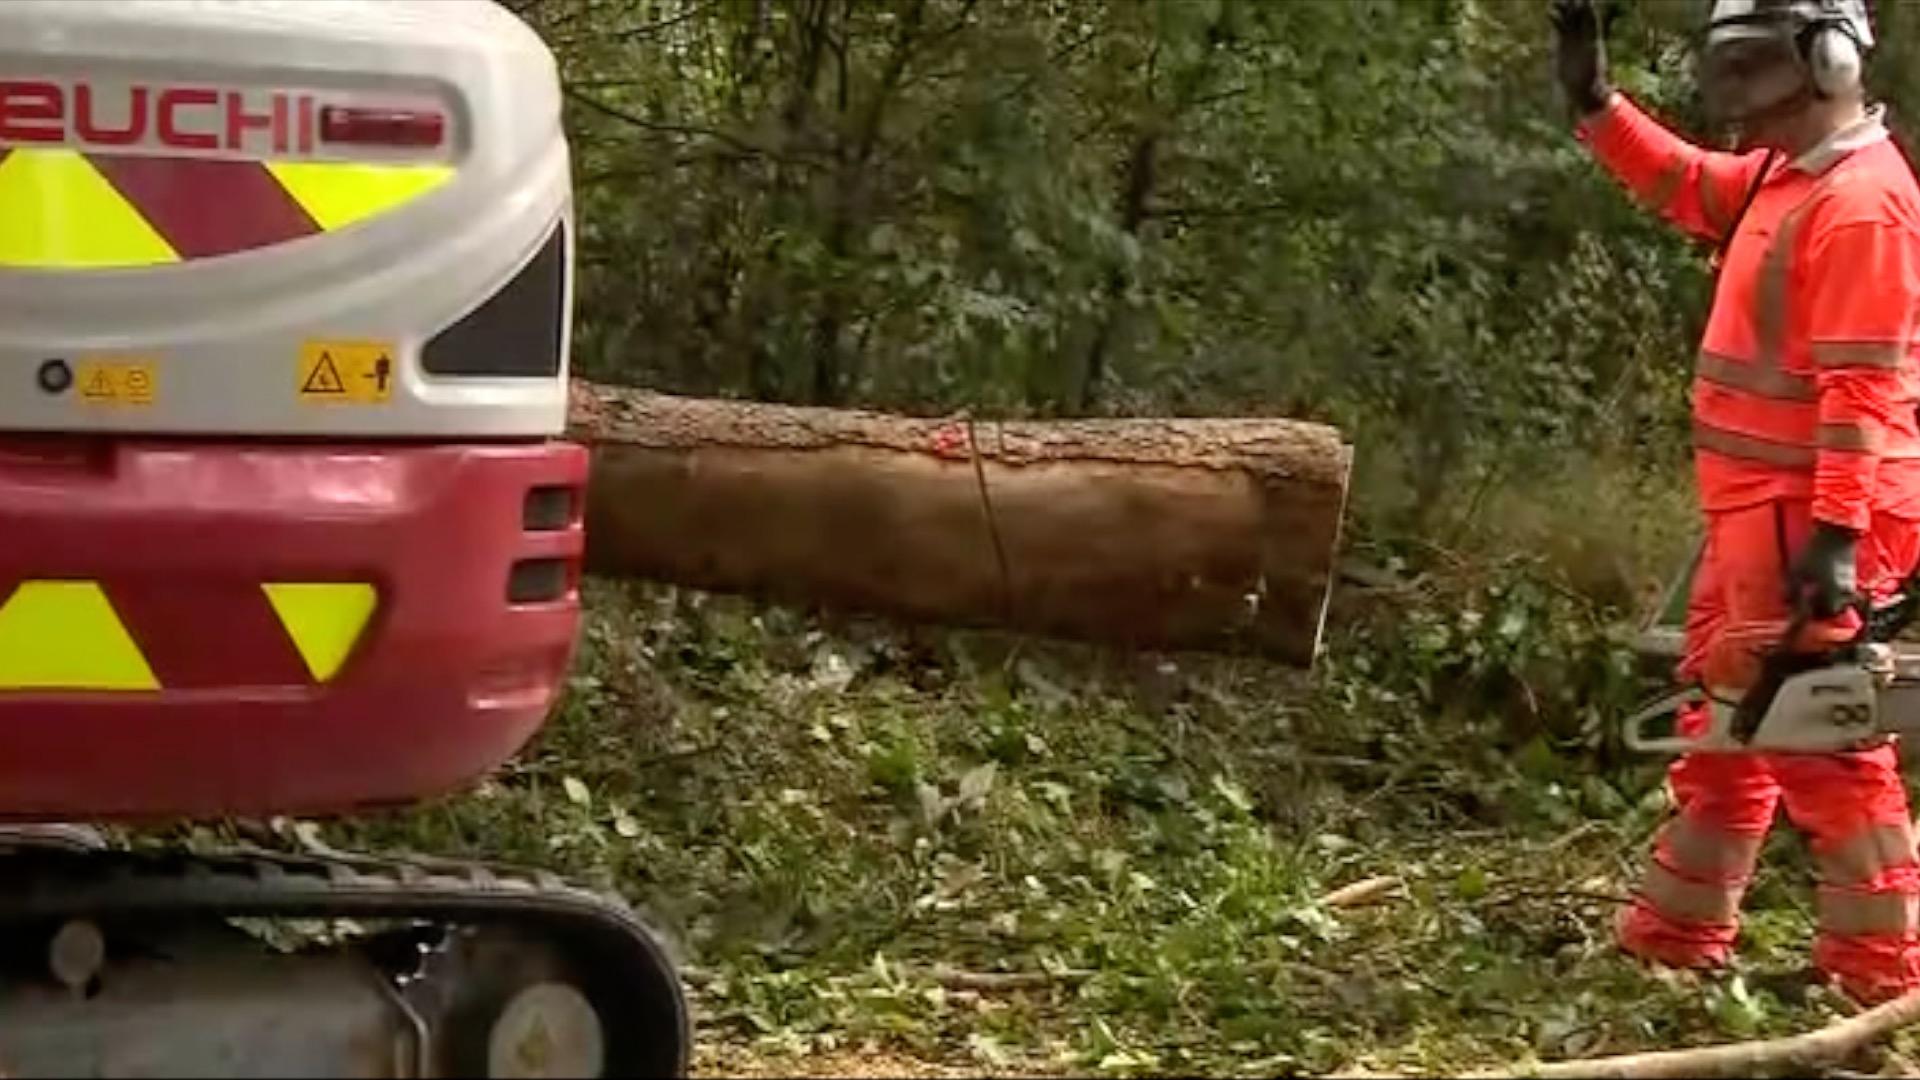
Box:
[82,367,115,401]
[263,583,377,683]
[301,352,347,395]
[0,581,159,691]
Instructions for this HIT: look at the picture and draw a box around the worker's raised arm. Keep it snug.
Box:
[1576,94,1771,245]
[1550,0,1766,244]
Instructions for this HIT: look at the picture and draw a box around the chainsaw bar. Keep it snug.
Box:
[0,841,691,1077]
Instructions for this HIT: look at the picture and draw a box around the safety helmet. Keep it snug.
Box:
[1699,0,1874,130]
[1704,0,1874,96]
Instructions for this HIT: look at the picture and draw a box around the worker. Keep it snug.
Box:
[1551,0,1920,1003]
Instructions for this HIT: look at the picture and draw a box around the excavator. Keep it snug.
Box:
[0,0,688,1074]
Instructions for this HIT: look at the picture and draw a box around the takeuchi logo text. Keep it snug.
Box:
[0,81,320,155]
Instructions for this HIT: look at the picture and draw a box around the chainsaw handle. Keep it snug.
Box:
[1623,688,1731,754]
[1731,603,1873,743]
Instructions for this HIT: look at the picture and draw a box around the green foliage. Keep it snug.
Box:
[502,0,1920,539]
[296,581,1911,1075]
[1332,555,1643,750]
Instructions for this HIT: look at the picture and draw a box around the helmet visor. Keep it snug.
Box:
[1700,32,1807,125]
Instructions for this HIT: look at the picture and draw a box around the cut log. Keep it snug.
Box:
[568,381,1353,665]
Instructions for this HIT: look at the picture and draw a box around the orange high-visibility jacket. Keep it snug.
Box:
[1579,93,1920,531]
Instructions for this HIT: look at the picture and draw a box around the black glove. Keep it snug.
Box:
[1789,521,1862,619]
[1549,0,1614,118]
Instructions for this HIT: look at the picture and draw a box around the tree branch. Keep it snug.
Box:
[546,2,717,49]
[564,86,819,165]
[1319,875,1404,909]
[976,23,1102,112]
[603,1,717,42]
[1476,987,1920,1079]
[929,0,981,47]
[915,965,1093,993]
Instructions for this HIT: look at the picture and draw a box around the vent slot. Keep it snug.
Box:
[523,485,574,531]
[507,558,569,604]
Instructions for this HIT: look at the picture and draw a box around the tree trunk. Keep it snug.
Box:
[1080,129,1159,413]
[569,380,1352,666]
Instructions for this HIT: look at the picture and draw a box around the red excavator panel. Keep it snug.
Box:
[0,436,587,819]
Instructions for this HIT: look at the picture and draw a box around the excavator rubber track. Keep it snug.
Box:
[0,837,691,1077]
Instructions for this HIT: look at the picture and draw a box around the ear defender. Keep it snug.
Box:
[1801,21,1864,97]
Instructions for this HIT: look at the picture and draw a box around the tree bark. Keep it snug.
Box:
[569,380,1352,666]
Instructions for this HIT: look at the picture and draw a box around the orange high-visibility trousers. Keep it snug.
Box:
[1620,497,1920,1002]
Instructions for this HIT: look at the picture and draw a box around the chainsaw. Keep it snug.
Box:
[1624,582,1920,755]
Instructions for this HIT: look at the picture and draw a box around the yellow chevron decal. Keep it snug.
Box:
[265,162,454,232]
[0,150,179,269]
[263,583,378,683]
[0,581,159,691]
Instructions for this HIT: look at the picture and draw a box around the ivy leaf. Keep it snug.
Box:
[613,810,642,838]
[562,776,592,807]
[1211,774,1254,814]
[958,762,998,808]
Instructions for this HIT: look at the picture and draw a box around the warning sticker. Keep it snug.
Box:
[298,341,395,405]
[75,359,158,408]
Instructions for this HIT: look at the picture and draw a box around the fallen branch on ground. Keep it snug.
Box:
[1478,985,1920,1078]
[681,963,1092,996]
[1541,820,1608,854]
[1320,875,1404,909]
[919,965,1094,992]
[1478,886,1632,909]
